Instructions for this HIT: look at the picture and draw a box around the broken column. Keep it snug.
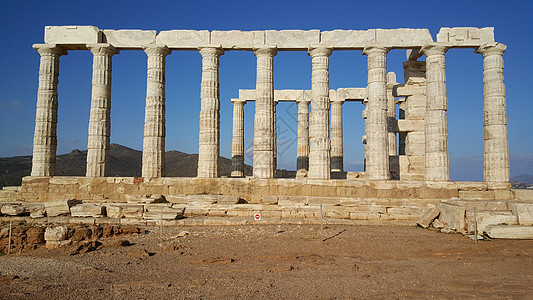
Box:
[475,43,510,183]
[253,46,277,178]
[197,46,224,178]
[330,97,344,173]
[142,45,170,178]
[363,45,390,180]
[86,44,118,177]
[308,46,333,179]
[31,44,67,177]
[422,43,450,181]
[231,99,245,177]
[296,97,310,176]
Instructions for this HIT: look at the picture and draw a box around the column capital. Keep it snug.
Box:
[308,45,333,57]
[33,44,67,56]
[231,98,246,105]
[198,45,224,57]
[475,42,507,57]
[143,44,171,57]
[253,45,277,57]
[87,43,119,56]
[362,44,390,56]
[421,42,451,56]
[295,98,310,104]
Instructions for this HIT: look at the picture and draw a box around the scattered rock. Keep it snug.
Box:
[176,231,190,238]
[128,249,151,258]
[437,203,466,233]
[45,226,68,241]
[71,240,103,255]
[1,204,27,216]
[432,219,445,229]
[30,207,46,218]
[26,227,45,244]
[417,205,439,228]
[107,239,132,247]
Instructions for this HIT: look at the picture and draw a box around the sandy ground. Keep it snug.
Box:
[0,224,532,299]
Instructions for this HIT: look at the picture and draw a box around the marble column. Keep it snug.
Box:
[476,43,510,182]
[231,99,245,177]
[86,44,118,177]
[296,98,310,175]
[330,99,344,172]
[197,46,224,178]
[142,45,170,178]
[31,44,67,177]
[253,46,277,178]
[387,72,399,179]
[363,45,390,180]
[308,46,333,179]
[422,43,450,181]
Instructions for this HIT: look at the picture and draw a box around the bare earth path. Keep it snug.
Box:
[1,225,532,299]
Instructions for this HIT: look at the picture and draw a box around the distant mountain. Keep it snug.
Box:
[511,174,533,184]
[0,144,252,188]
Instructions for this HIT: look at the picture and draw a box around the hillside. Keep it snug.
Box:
[0,144,252,188]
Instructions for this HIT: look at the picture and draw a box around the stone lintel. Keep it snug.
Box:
[336,88,366,101]
[44,26,102,50]
[156,30,210,49]
[393,85,426,97]
[103,30,156,49]
[267,30,321,50]
[437,27,494,48]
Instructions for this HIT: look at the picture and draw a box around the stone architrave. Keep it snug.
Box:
[197,46,224,178]
[31,44,67,177]
[475,43,510,183]
[363,45,390,180]
[308,46,333,179]
[422,43,451,181]
[142,45,170,178]
[86,44,118,177]
[253,46,277,179]
[231,99,245,177]
[330,99,344,172]
[296,98,310,175]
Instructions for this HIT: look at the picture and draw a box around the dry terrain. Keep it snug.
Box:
[1,224,532,299]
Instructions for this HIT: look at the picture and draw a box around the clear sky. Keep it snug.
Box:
[0,0,532,181]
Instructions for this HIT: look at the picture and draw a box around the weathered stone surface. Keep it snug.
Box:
[70,203,106,218]
[466,210,517,233]
[44,200,82,217]
[509,203,533,225]
[375,29,433,47]
[211,30,264,49]
[265,30,320,49]
[106,205,123,219]
[417,205,440,228]
[320,29,432,49]
[156,30,210,49]
[103,30,156,48]
[437,27,494,47]
[485,225,533,239]
[513,189,533,201]
[122,205,144,219]
[45,26,102,46]
[143,204,185,220]
[1,204,27,216]
[437,203,466,232]
[44,226,68,241]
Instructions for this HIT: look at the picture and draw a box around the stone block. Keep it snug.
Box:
[436,27,494,47]
[375,29,433,47]
[513,189,533,201]
[509,203,533,225]
[70,203,106,218]
[45,26,102,46]
[45,200,82,217]
[166,195,188,204]
[106,205,123,219]
[187,194,218,203]
[1,204,27,216]
[122,204,144,219]
[466,210,517,233]
[320,30,376,49]
[265,30,320,49]
[437,203,466,232]
[262,196,278,205]
[485,225,533,239]
[218,195,240,204]
[44,226,68,241]
[103,30,156,48]
[336,88,366,101]
[210,30,265,49]
[156,30,210,49]
[417,204,440,228]
[143,205,185,220]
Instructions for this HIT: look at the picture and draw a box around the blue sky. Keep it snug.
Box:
[0,0,532,180]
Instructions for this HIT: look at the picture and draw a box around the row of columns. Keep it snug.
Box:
[30,42,510,182]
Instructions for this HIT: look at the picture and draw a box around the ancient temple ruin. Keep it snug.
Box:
[11,26,527,230]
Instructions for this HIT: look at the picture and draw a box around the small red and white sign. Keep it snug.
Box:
[254,213,261,221]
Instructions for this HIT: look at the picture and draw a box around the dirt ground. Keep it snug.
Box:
[0,224,532,299]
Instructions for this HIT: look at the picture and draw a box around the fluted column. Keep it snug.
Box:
[308,46,333,179]
[31,44,67,176]
[387,72,399,179]
[422,43,450,181]
[363,45,390,180]
[253,46,277,178]
[231,99,245,177]
[142,45,170,178]
[330,99,344,172]
[197,46,224,178]
[476,43,510,182]
[296,98,310,175]
[86,44,118,177]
